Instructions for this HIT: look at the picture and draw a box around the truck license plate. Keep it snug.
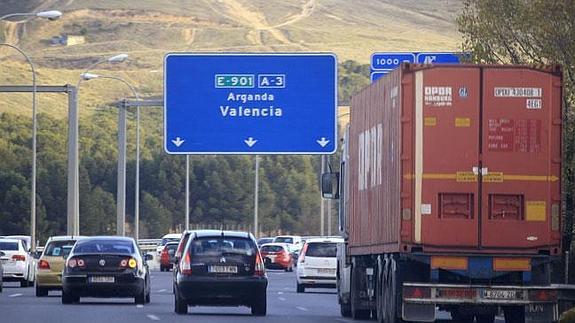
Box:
[482,289,521,300]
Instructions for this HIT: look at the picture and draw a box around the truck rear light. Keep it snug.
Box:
[529,290,557,302]
[38,259,50,270]
[403,286,431,299]
[254,252,265,277]
[12,255,26,262]
[431,256,468,270]
[493,258,531,271]
[180,252,192,275]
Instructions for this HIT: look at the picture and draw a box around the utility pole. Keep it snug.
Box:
[320,155,325,236]
[254,155,259,238]
[116,100,127,236]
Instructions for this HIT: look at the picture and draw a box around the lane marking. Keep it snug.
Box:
[157,289,167,293]
[277,291,284,295]
[283,287,290,290]
[278,297,286,301]
[136,304,144,308]
[296,306,308,312]
[9,293,22,298]
[147,314,160,321]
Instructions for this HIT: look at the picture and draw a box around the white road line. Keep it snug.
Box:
[157,289,167,293]
[277,291,284,295]
[146,314,160,321]
[9,293,22,298]
[296,306,308,312]
[136,304,144,308]
[283,287,290,290]
[278,297,286,301]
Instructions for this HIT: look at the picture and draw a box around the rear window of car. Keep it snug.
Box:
[44,240,76,257]
[73,239,135,254]
[161,237,180,246]
[189,237,256,258]
[0,242,19,251]
[260,245,284,253]
[274,237,293,244]
[166,243,178,254]
[306,242,337,257]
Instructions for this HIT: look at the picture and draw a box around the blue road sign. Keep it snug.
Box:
[371,52,415,70]
[164,53,337,154]
[370,71,390,83]
[416,52,461,64]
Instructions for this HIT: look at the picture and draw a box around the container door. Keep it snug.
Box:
[416,67,481,247]
[480,68,561,250]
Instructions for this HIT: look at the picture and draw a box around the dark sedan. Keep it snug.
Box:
[174,230,268,315]
[61,236,151,304]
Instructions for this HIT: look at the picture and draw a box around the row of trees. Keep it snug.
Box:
[0,61,369,244]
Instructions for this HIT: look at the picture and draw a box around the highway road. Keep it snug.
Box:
[0,268,504,323]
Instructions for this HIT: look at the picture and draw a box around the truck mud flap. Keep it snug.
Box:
[525,303,556,323]
[402,303,435,322]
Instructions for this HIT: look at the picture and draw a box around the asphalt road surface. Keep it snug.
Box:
[0,268,504,323]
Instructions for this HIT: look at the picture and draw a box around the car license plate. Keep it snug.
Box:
[208,265,238,274]
[318,268,335,274]
[89,276,115,283]
[482,289,522,300]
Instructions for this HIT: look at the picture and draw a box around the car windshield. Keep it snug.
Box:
[274,237,293,244]
[190,237,256,257]
[73,239,135,254]
[44,240,76,257]
[260,245,283,253]
[306,243,337,257]
[0,241,19,251]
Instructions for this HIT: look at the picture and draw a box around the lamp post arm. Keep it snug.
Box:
[0,13,35,21]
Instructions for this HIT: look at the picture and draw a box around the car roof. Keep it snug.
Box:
[162,233,182,238]
[46,235,86,242]
[165,241,180,246]
[305,237,344,244]
[193,230,253,239]
[0,238,22,243]
[76,236,136,242]
[261,243,288,248]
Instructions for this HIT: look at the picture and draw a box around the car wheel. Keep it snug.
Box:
[20,279,30,288]
[174,287,188,314]
[36,286,48,297]
[0,281,3,293]
[145,288,151,304]
[62,290,77,304]
[160,266,164,272]
[296,282,305,293]
[251,292,267,316]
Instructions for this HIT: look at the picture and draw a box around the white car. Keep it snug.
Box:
[296,237,343,293]
[0,238,35,287]
[156,233,182,256]
[273,235,303,254]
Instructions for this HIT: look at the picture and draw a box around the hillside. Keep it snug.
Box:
[0,0,463,116]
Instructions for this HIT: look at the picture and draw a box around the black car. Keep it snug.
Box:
[174,230,267,315]
[61,236,151,304]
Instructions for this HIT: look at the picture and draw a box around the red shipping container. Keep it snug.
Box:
[347,64,562,257]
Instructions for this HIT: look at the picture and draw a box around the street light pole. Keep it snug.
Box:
[1,9,62,251]
[0,43,36,250]
[80,73,139,237]
[73,54,129,236]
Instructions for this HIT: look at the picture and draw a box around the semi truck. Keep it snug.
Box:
[322,63,573,322]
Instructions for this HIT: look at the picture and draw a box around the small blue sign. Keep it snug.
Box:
[416,52,462,64]
[164,53,337,155]
[370,71,390,83]
[371,52,416,70]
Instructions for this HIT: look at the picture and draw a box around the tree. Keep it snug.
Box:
[457,0,575,249]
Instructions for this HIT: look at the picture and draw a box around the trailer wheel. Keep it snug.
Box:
[503,306,525,323]
[475,314,495,323]
[351,263,371,320]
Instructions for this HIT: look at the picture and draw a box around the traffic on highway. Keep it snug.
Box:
[2,1,575,323]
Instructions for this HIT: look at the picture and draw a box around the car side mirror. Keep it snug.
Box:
[322,172,340,199]
[33,251,41,259]
[0,251,4,257]
[144,253,154,261]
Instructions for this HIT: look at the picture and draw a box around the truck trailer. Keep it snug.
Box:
[322,63,570,322]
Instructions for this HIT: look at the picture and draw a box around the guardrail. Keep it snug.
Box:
[138,239,161,253]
